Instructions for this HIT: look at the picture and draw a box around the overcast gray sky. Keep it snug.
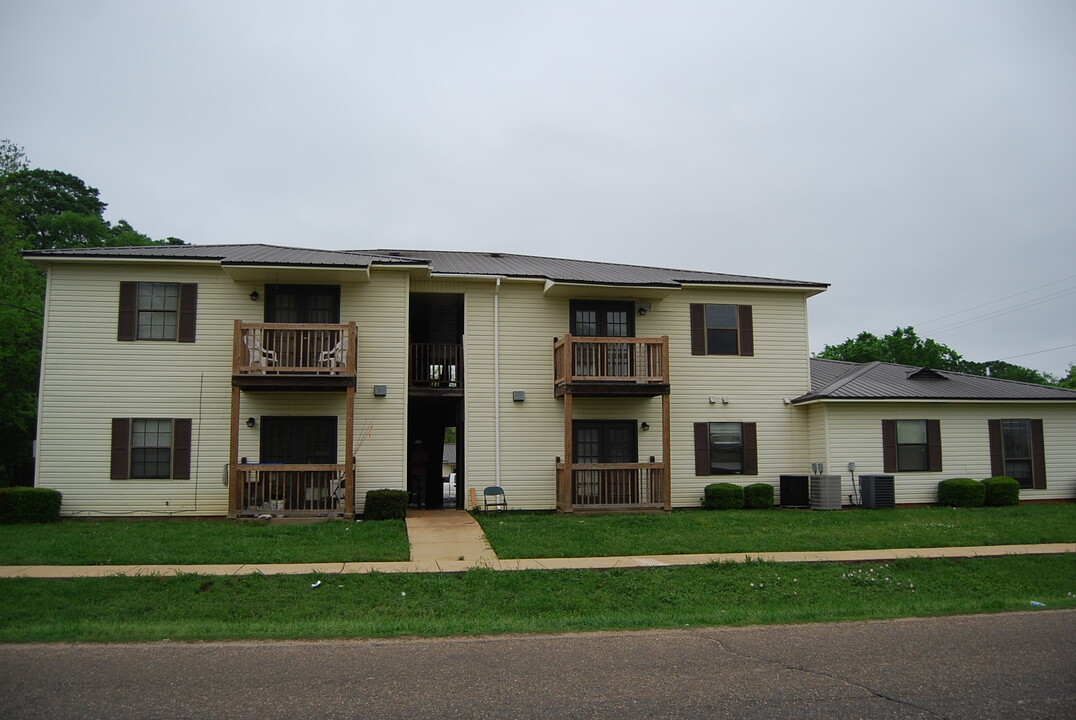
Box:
[2,0,1074,375]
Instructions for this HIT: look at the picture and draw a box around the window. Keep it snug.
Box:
[117,282,197,342]
[989,419,1046,490]
[882,420,941,473]
[110,418,192,480]
[689,304,753,356]
[693,421,758,475]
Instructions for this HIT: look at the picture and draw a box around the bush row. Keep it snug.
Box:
[702,482,774,510]
[0,487,63,524]
[937,477,1020,507]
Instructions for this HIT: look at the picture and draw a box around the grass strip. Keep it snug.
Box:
[476,505,1076,559]
[0,519,410,565]
[1,554,1073,643]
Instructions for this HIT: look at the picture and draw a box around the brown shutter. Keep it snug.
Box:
[926,419,942,472]
[738,305,754,357]
[173,419,192,479]
[987,420,1004,477]
[117,282,137,341]
[178,284,197,343]
[882,420,897,473]
[1030,419,1046,489]
[742,422,758,475]
[110,418,130,479]
[693,422,710,475]
[689,304,705,356]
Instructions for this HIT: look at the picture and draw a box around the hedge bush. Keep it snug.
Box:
[0,487,63,524]
[982,476,1021,507]
[744,483,775,509]
[703,482,744,510]
[937,478,985,508]
[363,489,409,520]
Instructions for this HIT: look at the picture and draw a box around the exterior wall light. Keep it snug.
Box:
[246,417,256,428]
[640,422,650,431]
[249,290,259,301]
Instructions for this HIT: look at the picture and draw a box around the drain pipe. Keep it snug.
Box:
[494,277,502,488]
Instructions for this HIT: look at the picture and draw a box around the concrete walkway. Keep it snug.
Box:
[0,510,1071,579]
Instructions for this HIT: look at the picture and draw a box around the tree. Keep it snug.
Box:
[1058,364,1076,390]
[0,151,184,485]
[818,327,965,371]
[818,326,1065,387]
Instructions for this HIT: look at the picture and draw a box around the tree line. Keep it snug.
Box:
[0,139,183,486]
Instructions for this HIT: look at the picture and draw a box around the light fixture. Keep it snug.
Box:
[638,307,647,316]
[640,422,650,431]
[246,417,256,428]
[249,290,259,301]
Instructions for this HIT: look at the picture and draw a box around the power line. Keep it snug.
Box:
[997,342,1076,362]
[917,274,1076,329]
[928,286,1076,335]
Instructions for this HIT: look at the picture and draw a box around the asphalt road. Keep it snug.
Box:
[2,610,1073,719]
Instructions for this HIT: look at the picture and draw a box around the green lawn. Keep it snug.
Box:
[0,519,410,565]
[475,505,1076,559]
[1,555,1073,642]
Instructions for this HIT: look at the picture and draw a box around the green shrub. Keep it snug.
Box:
[744,483,774,509]
[937,478,985,508]
[703,482,744,510]
[363,489,409,520]
[0,487,62,524]
[982,476,1020,507]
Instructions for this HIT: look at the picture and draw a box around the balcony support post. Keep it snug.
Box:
[662,391,672,510]
[228,385,240,518]
[344,384,355,518]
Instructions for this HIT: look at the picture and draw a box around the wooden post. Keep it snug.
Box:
[562,391,573,512]
[228,385,240,517]
[344,384,356,518]
[662,391,672,511]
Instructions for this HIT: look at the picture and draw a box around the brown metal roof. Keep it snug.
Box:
[25,244,828,290]
[798,358,1076,402]
[358,249,827,289]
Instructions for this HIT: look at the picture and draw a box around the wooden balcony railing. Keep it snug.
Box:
[554,335,669,393]
[410,343,463,388]
[236,464,352,516]
[556,461,667,512]
[233,321,357,376]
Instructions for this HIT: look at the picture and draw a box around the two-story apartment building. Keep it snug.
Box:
[24,244,1076,517]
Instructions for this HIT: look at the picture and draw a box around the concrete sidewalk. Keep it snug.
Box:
[0,509,1071,579]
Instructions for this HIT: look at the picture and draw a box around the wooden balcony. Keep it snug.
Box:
[556,461,669,513]
[232,321,357,390]
[233,464,353,517]
[553,335,670,397]
[409,342,463,395]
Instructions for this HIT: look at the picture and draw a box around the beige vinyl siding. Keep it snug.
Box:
[350,270,409,509]
[36,262,246,515]
[815,401,1076,504]
[663,287,814,506]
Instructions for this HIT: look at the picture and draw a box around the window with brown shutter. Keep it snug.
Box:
[693,421,758,476]
[883,419,942,473]
[110,418,192,480]
[689,304,754,356]
[117,282,197,342]
[988,419,1046,489]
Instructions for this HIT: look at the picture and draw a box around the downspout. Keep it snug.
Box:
[494,277,502,488]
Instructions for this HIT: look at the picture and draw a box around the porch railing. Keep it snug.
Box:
[236,464,351,516]
[234,321,357,375]
[410,343,463,388]
[553,335,669,387]
[556,462,667,511]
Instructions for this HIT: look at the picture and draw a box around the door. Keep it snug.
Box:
[264,285,341,368]
[260,416,338,510]
[573,420,638,504]
[570,301,634,378]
